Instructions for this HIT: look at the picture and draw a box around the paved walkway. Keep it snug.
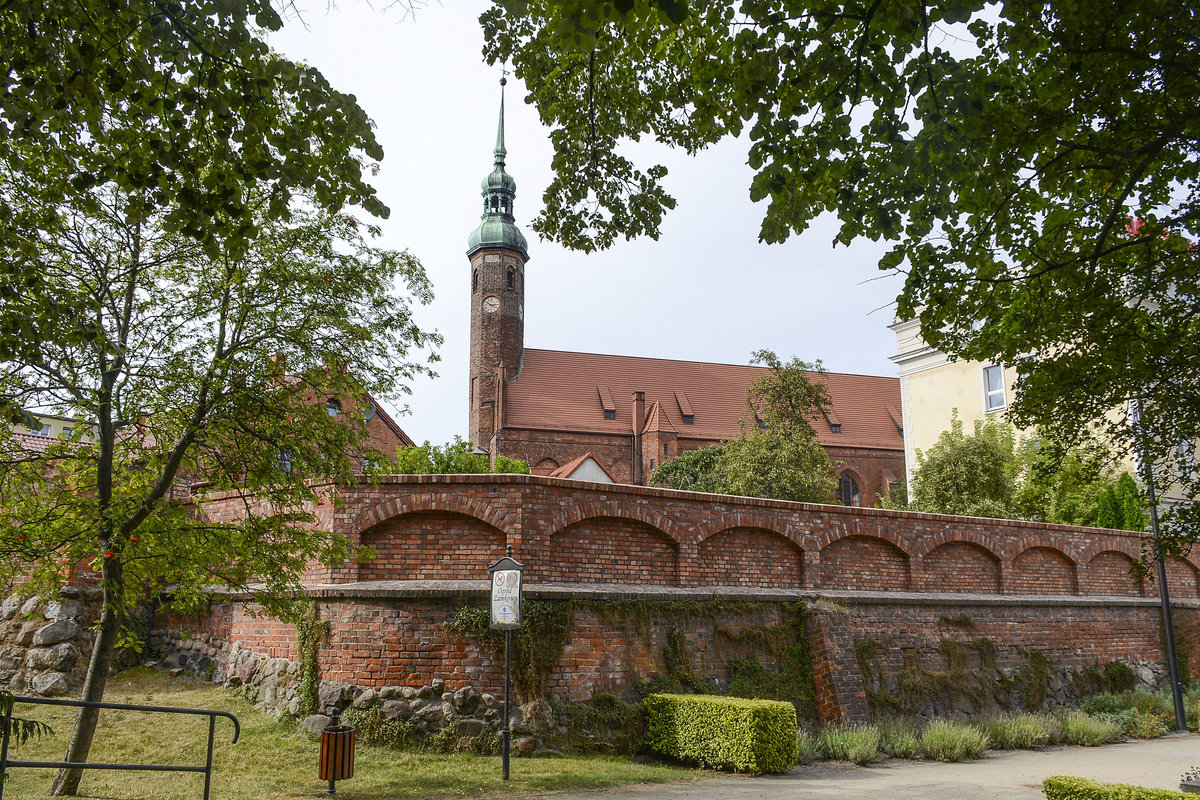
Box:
[549,735,1200,800]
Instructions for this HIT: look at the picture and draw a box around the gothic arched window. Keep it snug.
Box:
[839,473,861,507]
[506,267,515,290]
[473,270,479,293]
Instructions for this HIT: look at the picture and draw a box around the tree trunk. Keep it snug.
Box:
[49,557,123,796]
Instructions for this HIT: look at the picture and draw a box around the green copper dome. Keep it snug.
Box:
[467,78,529,260]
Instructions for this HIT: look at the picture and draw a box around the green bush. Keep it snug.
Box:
[1058,710,1122,746]
[1043,775,1193,800]
[1104,662,1137,693]
[796,728,821,764]
[878,719,920,759]
[340,707,418,750]
[818,724,881,765]
[921,720,988,762]
[973,713,1053,749]
[644,693,798,774]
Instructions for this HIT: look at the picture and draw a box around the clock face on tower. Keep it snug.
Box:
[483,296,500,313]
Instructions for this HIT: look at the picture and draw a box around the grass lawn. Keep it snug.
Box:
[3,668,708,799]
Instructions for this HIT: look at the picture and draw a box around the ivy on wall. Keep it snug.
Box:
[293,600,330,718]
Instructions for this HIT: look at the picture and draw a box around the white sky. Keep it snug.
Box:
[269,0,905,446]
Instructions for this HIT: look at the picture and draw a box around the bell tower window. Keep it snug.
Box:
[506,267,515,290]
[472,270,479,293]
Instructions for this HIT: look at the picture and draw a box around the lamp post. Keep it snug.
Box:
[488,545,523,779]
[1130,398,1187,732]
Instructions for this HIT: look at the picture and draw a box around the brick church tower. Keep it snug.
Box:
[468,77,528,450]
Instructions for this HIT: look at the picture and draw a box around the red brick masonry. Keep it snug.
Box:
[166,475,1200,724]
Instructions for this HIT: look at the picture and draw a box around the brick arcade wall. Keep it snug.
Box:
[172,474,1200,725]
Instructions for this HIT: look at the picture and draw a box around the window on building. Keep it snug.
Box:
[839,474,861,507]
[682,414,694,425]
[277,448,294,475]
[1178,440,1196,480]
[756,415,767,430]
[506,268,515,290]
[983,364,1006,412]
[830,423,842,434]
[325,398,341,417]
[663,442,668,455]
[472,270,478,293]
[604,409,616,420]
[30,421,51,436]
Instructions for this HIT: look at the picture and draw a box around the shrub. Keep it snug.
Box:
[1104,662,1137,693]
[796,728,821,764]
[921,720,988,762]
[340,707,418,750]
[1043,775,1193,800]
[1058,710,1122,746]
[818,724,881,765]
[1125,710,1169,739]
[644,693,798,774]
[973,713,1053,749]
[878,719,920,759]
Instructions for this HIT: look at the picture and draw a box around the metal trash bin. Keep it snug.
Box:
[319,708,355,795]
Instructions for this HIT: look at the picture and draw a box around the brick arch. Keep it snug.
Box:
[1004,536,1084,565]
[698,526,804,588]
[359,510,506,581]
[1078,537,1143,565]
[922,540,1001,593]
[352,493,516,537]
[1166,556,1200,599]
[913,531,1002,560]
[532,457,559,476]
[548,502,684,544]
[1009,545,1078,595]
[543,515,679,586]
[819,534,911,590]
[692,513,803,549]
[1086,549,1144,597]
[815,525,915,557]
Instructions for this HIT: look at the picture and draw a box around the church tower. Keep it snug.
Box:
[468,77,528,450]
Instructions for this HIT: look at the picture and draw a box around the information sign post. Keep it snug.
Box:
[488,546,523,780]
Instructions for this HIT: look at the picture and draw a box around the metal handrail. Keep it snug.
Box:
[0,695,240,800]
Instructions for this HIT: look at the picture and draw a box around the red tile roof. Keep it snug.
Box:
[549,452,616,482]
[505,349,903,451]
[642,402,677,434]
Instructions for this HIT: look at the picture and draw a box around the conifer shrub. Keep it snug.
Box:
[920,720,988,762]
[1043,776,1192,800]
[643,693,798,774]
[818,724,881,765]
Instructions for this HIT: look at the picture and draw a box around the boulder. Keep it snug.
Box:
[380,700,412,721]
[26,643,77,671]
[19,596,40,617]
[8,674,25,692]
[0,595,22,620]
[31,671,70,697]
[430,678,446,695]
[400,686,418,700]
[352,688,377,709]
[318,681,347,712]
[32,620,81,647]
[453,686,482,716]
[302,714,332,737]
[43,600,82,622]
[237,656,261,685]
[379,686,404,700]
[512,736,537,757]
[15,621,41,646]
[453,718,488,738]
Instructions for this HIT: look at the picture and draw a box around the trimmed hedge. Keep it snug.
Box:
[1043,776,1193,800]
[644,693,798,774]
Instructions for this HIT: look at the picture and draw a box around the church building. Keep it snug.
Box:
[466,81,905,505]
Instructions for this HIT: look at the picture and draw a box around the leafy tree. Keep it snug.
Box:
[1,0,387,426]
[650,351,835,502]
[648,444,726,493]
[909,414,1016,519]
[0,186,437,794]
[388,437,530,475]
[484,0,1200,545]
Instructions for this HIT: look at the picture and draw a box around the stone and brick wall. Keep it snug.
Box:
[151,475,1200,732]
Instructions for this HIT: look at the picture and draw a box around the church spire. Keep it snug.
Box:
[467,75,528,260]
[494,76,507,166]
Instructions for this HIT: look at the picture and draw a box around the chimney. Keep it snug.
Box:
[631,391,646,433]
[631,391,646,485]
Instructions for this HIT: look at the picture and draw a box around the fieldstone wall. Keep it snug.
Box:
[0,587,96,697]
